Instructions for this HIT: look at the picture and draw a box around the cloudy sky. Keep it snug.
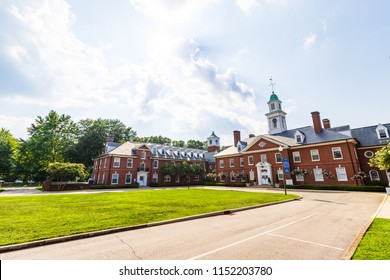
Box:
[1,0,389,145]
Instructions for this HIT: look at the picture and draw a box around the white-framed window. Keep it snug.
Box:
[152,173,158,183]
[369,170,380,181]
[332,147,343,160]
[230,158,234,167]
[176,175,180,183]
[164,175,171,182]
[248,156,254,165]
[127,158,133,168]
[112,173,119,184]
[220,160,225,168]
[125,173,132,184]
[313,168,324,181]
[140,163,146,170]
[240,157,244,167]
[311,150,320,161]
[261,154,267,163]
[113,157,120,167]
[295,174,304,182]
[275,153,282,163]
[194,175,199,181]
[294,130,305,143]
[364,151,374,158]
[97,174,100,184]
[141,151,146,159]
[336,167,348,181]
[95,160,98,169]
[99,159,102,168]
[376,124,389,139]
[102,173,105,184]
[153,160,158,169]
[293,151,301,163]
[220,174,225,182]
[104,158,107,168]
[277,169,284,180]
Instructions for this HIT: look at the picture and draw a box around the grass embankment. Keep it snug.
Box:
[352,218,390,260]
[0,189,298,246]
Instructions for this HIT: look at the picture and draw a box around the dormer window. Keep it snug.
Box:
[376,124,389,139]
[152,147,157,154]
[237,143,242,152]
[294,130,305,143]
[161,149,165,155]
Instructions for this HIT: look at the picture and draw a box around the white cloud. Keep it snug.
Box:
[235,0,259,15]
[128,0,219,24]
[303,33,316,50]
[1,0,260,142]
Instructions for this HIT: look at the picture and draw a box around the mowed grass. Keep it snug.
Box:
[0,189,298,246]
[352,218,390,260]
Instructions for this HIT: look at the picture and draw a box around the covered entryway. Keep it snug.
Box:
[137,172,148,186]
[256,161,273,185]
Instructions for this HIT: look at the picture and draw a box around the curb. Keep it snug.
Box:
[0,196,302,254]
[341,194,388,260]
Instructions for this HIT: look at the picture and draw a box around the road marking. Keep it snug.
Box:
[188,213,317,260]
[266,233,344,251]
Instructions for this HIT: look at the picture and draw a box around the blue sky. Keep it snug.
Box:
[1,0,389,145]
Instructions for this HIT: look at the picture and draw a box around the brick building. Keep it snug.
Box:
[92,133,220,186]
[214,91,390,187]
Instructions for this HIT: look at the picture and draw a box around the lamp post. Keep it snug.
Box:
[278,146,287,195]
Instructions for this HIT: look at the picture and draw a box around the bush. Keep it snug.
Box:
[89,183,139,189]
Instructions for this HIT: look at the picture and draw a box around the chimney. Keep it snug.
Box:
[322,118,331,129]
[233,130,241,147]
[311,111,322,133]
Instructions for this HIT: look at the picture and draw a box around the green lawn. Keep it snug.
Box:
[352,218,390,260]
[0,188,298,246]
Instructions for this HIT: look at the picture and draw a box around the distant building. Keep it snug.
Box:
[214,90,390,187]
[92,139,212,186]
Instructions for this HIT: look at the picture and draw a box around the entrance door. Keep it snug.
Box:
[137,172,148,186]
[261,170,269,184]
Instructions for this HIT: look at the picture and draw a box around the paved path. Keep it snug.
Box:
[0,188,386,260]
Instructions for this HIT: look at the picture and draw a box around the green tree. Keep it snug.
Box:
[186,139,206,150]
[134,135,171,145]
[67,118,136,170]
[160,163,177,177]
[46,162,87,189]
[20,110,78,180]
[172,140,185,147]
[369,143,390,171]
[0,128,19,180]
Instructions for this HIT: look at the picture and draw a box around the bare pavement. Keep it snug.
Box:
[0,186,389,260]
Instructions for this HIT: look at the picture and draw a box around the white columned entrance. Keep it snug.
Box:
[255,162,273,185]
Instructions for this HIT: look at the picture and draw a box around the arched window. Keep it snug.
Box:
[272,118,278,129]
[369,170,380,181]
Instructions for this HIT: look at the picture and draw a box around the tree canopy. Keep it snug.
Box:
[369,143,390,171]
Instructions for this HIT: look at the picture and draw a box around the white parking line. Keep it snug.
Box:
[266,232,344,251]
[188,213,317,260]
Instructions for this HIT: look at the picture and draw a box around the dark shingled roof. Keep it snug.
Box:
[351,123,390,147]
[273,125,353,145]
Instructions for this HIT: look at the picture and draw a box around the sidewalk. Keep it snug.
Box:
[376,194,390,218]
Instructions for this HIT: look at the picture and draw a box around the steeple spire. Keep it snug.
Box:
[269,77,276,93]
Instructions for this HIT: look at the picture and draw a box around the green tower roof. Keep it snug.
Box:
[269,92,279,102]
[210,131,218,138]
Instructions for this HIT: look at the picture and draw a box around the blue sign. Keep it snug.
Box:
[283,158,291,174]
